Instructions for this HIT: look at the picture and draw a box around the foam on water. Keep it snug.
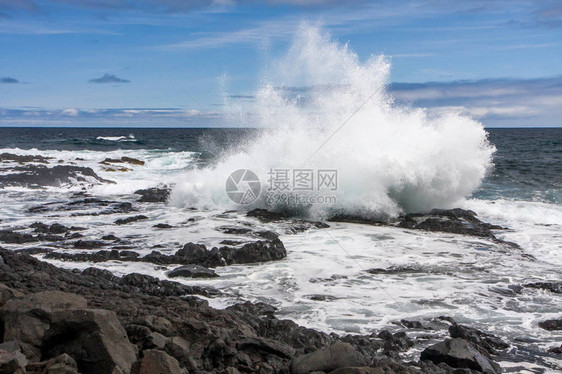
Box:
[0,146,198,194]
[170,25,495,216]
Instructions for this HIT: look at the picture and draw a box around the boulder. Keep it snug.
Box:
[0,165,113,188]
[449,324,509,354]
[0,291,87,347]
[525,282,562,294]
[0,341,39,364]
[247,209,291,222]
[26,353,78,374]
[218,239,287,265]
[42,309,137,374]
[132,350,181,374]
[420,338,500,373]
[397,208,500,239]
[0,283,24,307]
[134,188,170,203]
[0,349,26,374]
[74,240,106,249]
[290,342,367,374]
[0,153,50,164]
[115,215,149,225]
[165,337,192,366]
[377,330,414,354]
[548,344,562,354]
[176,243,208,260]
[0,231,37,244]
[168,265,218,279]
[121,156,145,166]
[538,318,562,331]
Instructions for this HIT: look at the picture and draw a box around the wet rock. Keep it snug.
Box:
[0,165,113,188]
[538,318,562,331]
[247,209,292,222]
[74,240,106,249]
[26,353,78,374]
[306,294,338,302]
[168,265,218,279]
[119,273,219,298]
[132,349,181,374]
[216,225,253,235]
[176,242,208,260]
[102,234,120,241]
[115,215,149,225]
[254,230,280,241]
[0,291,87,347]
[449,324,509,354]
[220,239,246,246]
[153,223,173,229]
[328,213,387,225]
[100,158,123,164]
[114,202,136,213]
[548,344,562,354]
[400,319,423,329]
[420,338,500,373]
[218,239,287,266]
[31,222,70,234]
[121,156,145,166]
[377,330,414,355]
[525,281,562,294]
[0,231,36,244]
[366,266,424,275]
[134,188,170,203]
[42,308,137,374]
[0,153,50,164]
[288,220,330,233]
[290,342,367,374]
[398,208,501,239]
[46,250,118,263]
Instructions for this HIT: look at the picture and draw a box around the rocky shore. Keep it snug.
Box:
[0,153,561,373]
[0,246,517,374]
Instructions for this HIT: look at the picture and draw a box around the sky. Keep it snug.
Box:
[0,0,561,127]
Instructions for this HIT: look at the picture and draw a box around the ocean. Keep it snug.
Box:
[0,127,560,371]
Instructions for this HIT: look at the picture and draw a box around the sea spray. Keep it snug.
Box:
[170,25,495,217]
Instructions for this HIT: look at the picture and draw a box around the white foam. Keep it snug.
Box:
[170,25,495,216]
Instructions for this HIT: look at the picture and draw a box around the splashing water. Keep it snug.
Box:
[170,25,495,217]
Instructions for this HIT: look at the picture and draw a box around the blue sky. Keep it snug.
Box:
[0,0,561,127]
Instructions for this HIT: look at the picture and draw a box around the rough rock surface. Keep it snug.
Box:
[290,342,368,374]
[132,349,182,374]
[420,338,500,373]
[134,188,170,203]
[397,208,503,239]
[0,247,509,373]
[43,308,137,374]
[168,264,219,279]
[539,318,562,331]
[0,165,113,188]
[525,281,562,294]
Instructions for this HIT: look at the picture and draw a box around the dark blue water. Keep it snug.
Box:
[0,127,560,204]
[474,128,562,204]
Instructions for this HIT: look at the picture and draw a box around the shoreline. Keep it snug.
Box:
[0,153,560,372]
